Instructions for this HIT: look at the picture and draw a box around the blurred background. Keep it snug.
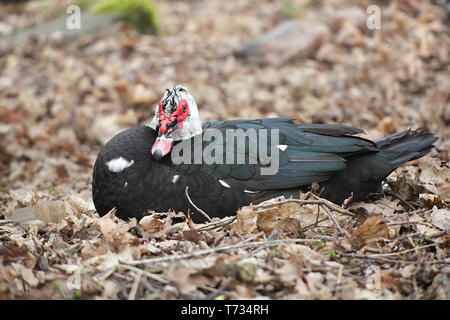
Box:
[0,0,449,216]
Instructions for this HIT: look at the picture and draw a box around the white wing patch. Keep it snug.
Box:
[276,144,288,151]
[244,190,259,194]
[219,180,231,188]
[106,157,135,173]
[172,175,180,184]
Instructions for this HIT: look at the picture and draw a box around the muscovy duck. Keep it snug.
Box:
[92,85,438,222]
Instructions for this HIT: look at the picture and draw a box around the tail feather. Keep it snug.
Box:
[320,129,438,204]
[375,130,438,167]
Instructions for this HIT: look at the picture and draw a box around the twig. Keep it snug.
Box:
[253,197,356,217]
[337,264,344,285]
[185,186,211,222]
[301,217,330,231]
[341,253,449,265]
[0,220,15,225]
[204,278,233,300]
[365,243,437,257]
[312,234,342,241]
[243,229,280,258]
[123,238,325,266]
[128,269,143,300]
[387,221,442,230]
[195,216,236,231]
[392,230,448,242]
[320,204,351,237]
[384,190,415,210]
[341,253,409,264]
[140,278,164,300]
[117,263,169,284]
[96,266,117,281]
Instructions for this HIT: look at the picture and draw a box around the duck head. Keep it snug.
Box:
[148,85,202,159]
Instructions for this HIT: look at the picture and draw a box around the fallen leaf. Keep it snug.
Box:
[351,216,391,249]
[11,263,39,287]
[431,207,450,230]
[275,254,302,284]
[436,183,450,202]
[183,229,202,244]
[139,214,165,238]
[98,216,138,248]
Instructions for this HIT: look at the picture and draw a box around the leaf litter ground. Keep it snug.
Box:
[0,0,449,299]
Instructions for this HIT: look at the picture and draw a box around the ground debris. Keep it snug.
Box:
[0,0,449,300]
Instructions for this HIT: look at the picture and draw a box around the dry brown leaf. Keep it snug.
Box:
[139,214,166,238]
[166,265,196,294]
[419,193,444,208]
[11,263,40,288]
[349,199,401,217]
[234,284,257,299]
[351,216,391,250]
[418,161,450,195]
[436,183,450,202]
[233,206,258,235]
[183,229,202,244]
[0,242,34,265]
[431,207,450,231]
[81,244,109,260]
[0,0,449,301]
[380,271,403,291]
[275,254,303,284]
[235,197,349,236]
[98,216,138,248]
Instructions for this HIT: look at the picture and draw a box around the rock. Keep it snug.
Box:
[234,20,328,66]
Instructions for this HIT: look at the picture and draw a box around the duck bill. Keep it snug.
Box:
[151,135,174,160]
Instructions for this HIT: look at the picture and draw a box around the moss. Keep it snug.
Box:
[78,0,160,34]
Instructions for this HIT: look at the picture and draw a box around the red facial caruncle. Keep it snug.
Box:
[151,98,190,160]
[158,98,189,134]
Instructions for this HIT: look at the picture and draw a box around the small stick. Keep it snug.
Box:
[185,186,211,222]
[123,238,325,266]
[387,221,441,230]
[253,198,356,217]
[195,216,236,231]
[140,278,164,300]
[117,263,169,284]
[384,190,415,210]
[391,230,448,243]
[337,264,344,285]
[302,217,330,231]
[320,204,351,237]
[128,269,142,300]
[365,243,437,257]
[96,266,117,281]
[0,220,15,225]
[340,254,449,265]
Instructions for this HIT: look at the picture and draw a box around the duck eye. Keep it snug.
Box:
[177,100,189,116]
